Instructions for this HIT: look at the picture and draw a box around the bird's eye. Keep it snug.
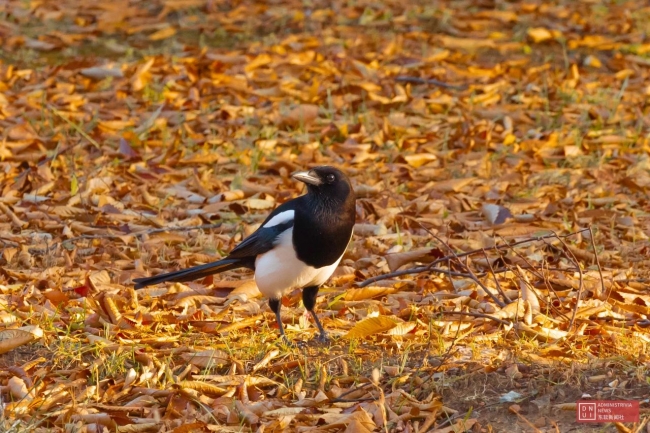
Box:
[326,174,336,183]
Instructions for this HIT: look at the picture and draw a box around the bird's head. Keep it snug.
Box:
[292,166,354,204]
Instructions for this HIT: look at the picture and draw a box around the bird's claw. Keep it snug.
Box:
[277,333,330,348]
[315,333,331,345]
[277,335,307,349]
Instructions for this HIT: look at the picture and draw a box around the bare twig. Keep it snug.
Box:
[395,76,468,90]
[482,249,512,304]
[633,415,648,433]
[406,217,506,308]
[458,256,506,308]
[419,317,463,388]
[551,232,584,331]
[589,226,607,301]
[436,310,511,326]
[49,105,100,149]
[329,382,374,403]
[357,229,589,287]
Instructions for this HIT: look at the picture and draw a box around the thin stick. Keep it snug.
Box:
[395,76,468,90]
[330,382,373,403]
[49,105,100,149]
[633,415,648,433]
[551,232,584,331]
[589,226,607,301]
[357,229,589,287]
[419,314,463,387]
[436,310,511,326]
[459,256,506,308]
[482,249,512,304]
[407,217,506,308]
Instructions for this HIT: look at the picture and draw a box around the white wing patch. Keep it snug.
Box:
[262,210,295,228]
[254,227,343,300]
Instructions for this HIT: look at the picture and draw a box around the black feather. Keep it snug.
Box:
[133,258,245,289]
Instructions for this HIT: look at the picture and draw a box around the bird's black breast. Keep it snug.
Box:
[292,201,355,268]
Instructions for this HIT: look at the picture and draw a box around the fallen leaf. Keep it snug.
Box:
[345,316,398,339]
[280,104,319,128]
[0,329,35,355]
[527,27,553,43]
[149,26,177,41]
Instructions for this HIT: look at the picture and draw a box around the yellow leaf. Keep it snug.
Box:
[404,153,436,168]
[503,133,517,145]
[70,175,79,196]
[245,53,273,72]
[344,286,397,301]
[345,316,398,339]
[176,380,228,396]
[440,36,495,50]
[246,198,275,210]
[583,55,602,68]
[97,120,134,131]
[527,27,553,43]
[149,26,177,41]
[615,69,634,80]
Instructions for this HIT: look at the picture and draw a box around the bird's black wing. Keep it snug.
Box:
[226,197,299,259]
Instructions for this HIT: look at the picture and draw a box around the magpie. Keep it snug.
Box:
[133,166,356,343]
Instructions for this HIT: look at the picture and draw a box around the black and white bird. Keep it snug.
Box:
[133,166,356,343]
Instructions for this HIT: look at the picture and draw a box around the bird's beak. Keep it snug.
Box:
[292,170,322,186]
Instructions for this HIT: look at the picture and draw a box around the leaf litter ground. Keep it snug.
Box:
[1,0,650,432]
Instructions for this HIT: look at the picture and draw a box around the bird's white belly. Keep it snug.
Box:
[254,228,342,299]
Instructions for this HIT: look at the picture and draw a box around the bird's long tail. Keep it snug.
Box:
[133,258,244,289]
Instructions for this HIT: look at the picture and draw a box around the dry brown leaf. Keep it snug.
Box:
[171,422,209,433]
[0,329,35,355]
[431,418,477,433]
[8,376,34,400]
[252,349,280,372]
[430,177,476,192]
[323,409,377,433]
[229,280,261,299]
[181,350,229,368]
[385,248,441,271]
[280,104,319,128]
[404,153,437,168]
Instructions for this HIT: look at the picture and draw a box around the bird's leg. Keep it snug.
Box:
[303,285,329,343]
[269,298,308,348]
[268,298,290,344]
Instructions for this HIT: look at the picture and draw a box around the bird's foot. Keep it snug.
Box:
[277,335,307,349]
[276,334,329,348]
[314,332,331,345]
